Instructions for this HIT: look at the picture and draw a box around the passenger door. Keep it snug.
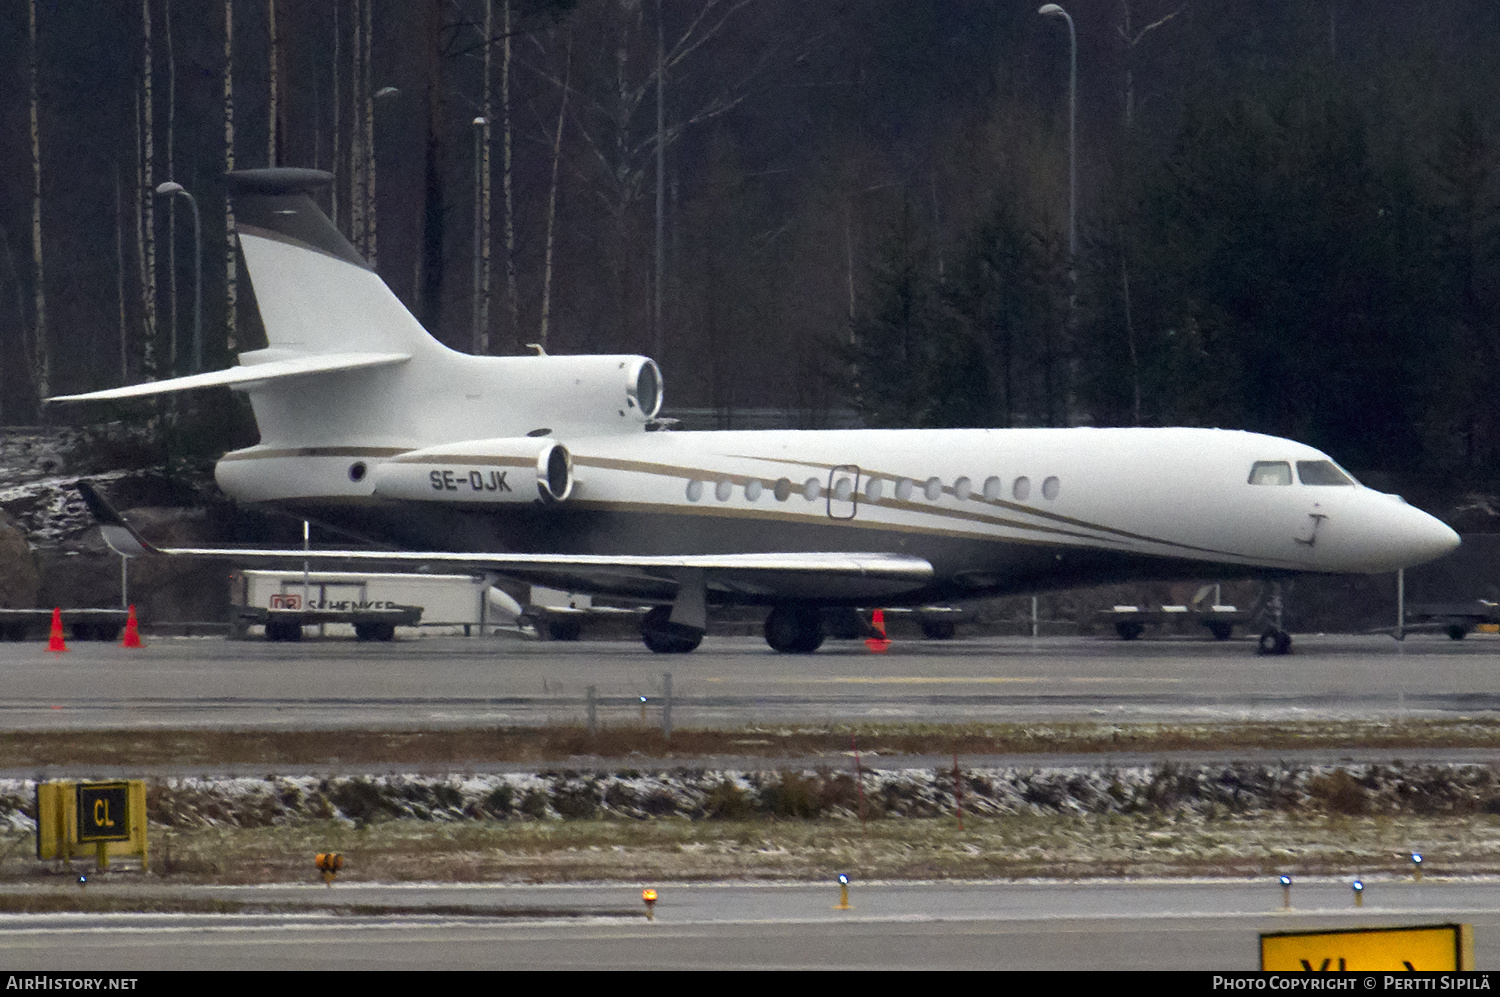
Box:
[827,465,860,520]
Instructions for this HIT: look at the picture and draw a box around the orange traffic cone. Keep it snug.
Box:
[121,605,143,648]
[864,609,891,654]
[47,608,67,652]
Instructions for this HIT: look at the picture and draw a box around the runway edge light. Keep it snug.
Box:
[1279,875,1291,909]
[642,888,657,920]
[833,873,852,911]
[1352,878,1364,907]
[1412,852,1424,882]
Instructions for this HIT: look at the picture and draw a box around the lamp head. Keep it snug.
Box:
[374,86,399,100]
[1038,4,1067,16]
[155,181,185,196]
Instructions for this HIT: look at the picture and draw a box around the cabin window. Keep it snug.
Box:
[866,478,884,502]
[715,480,733,501]
[1042,476,1060,500]
[686,480,704,502]
[924,477,943,501]
[982,476,1002,500]
[744,479,763,501]
[1248,461,1292,486]
[802,478,821,501]
[953,477,972,500]
[1013,476,1031,500]
[773,478,792,501]
[1296,460,1354,486]
[895,479,914,501]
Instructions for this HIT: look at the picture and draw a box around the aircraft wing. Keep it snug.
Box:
[45,352,411,403]
[75,481,933,601]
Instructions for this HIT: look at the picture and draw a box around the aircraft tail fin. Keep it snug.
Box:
[228,168,444,359]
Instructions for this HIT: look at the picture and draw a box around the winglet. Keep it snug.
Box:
[74,481,160,558]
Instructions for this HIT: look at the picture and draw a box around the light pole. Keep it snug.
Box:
[471,115,488,356]
[155,181,201,374]
[1038,5,1076,270]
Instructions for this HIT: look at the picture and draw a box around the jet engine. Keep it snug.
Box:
[372,437,573,504]
[490,355,663,433]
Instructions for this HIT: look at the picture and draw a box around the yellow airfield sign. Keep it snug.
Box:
[1260,923,1473,972]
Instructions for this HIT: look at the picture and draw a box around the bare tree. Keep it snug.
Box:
[363,0,377,267]
[140,0,158,375]
[477,0,493,355]
[224,0,238,352]
[538,29,572,351]
[331,0,340,229]
[501,0,519,348]
[116,170,128,382]
[350,0,365,254]
[28,0,48,403]
[165,0,178,374]
[535,0,765,350]
[267,0,279,166]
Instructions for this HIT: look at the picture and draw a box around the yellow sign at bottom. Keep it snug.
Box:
[1261,923,1472,971]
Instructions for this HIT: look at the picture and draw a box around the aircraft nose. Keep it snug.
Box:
[1376,501,1459,571]
[1326,496,1459,573]
[1405,508,1460,565]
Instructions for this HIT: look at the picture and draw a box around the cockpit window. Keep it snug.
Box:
[1248,461,1292,486]
[1296,460,1355,486]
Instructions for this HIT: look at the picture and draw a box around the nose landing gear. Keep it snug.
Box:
[1256,580,1293,655]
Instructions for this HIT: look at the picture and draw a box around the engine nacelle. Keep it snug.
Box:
[492,355,663,432]
[372,438,573,504]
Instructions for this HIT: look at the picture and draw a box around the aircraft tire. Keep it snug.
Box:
[764,605,824,654]
[1256,628,1292,656]
[640,607,702,653]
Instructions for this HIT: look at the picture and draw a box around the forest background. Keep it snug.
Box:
[3,0,1500,495]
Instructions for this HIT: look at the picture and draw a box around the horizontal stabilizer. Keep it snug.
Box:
[46,352,410,403]
[74,481,934,600]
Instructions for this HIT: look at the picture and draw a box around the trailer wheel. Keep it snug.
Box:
[70,623,96,642]
[4,623,27,641]
[1115,621,1145,641]
[1207,622,1234,641]
[266,620,302,642]
[1447,624,1469,641]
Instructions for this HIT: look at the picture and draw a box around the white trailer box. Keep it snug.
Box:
[236,571,496,630]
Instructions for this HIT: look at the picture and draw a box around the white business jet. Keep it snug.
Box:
[54,169,1459,654]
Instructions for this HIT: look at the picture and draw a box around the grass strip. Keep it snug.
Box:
[7,718,1500,769]
[0,893,638,918]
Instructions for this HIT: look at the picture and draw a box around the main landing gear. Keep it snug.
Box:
[764,605,825,654]
[640,605,703,654]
